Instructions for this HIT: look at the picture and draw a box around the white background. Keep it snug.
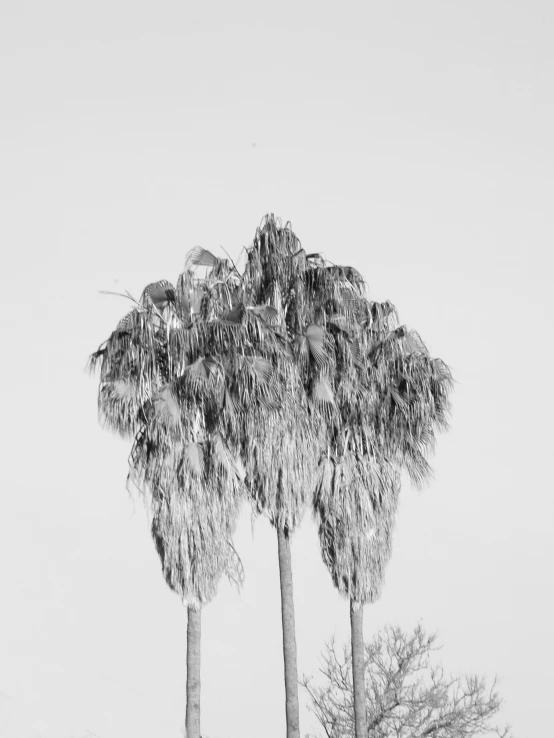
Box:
[1,1,552,736]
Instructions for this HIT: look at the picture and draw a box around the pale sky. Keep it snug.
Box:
[1,1,553,736]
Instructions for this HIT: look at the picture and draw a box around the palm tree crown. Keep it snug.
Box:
[310,292,453,607]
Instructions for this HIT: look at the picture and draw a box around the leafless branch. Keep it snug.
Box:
[301,625,513,738]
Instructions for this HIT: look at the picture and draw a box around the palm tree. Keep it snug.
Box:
[240,216,377,738]
[235,216,330,738]
[89,266,255,738]
[128,386,244,738]
[312,297,453,738]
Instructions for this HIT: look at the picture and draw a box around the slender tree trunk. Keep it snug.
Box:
[185,605,201,738]
[350,599,368,738]
[277,526,301,738]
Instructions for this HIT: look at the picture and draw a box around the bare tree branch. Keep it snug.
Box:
[301,625,513,738]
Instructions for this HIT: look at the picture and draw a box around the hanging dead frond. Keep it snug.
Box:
[313,452,400,605]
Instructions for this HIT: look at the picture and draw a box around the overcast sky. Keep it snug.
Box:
[1,1,553,737]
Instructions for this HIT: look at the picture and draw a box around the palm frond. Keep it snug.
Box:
[185,246,220,269]
[184,442,204,477]
[313,377,335,408]
[141,280,176,311]
[305,324,331,368]
[249,356,273,384]
[246,304,280,324]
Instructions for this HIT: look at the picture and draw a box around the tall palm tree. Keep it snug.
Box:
[240,216,375,738]
[313,297,453,738]
[89,265,257,738]
[128,384,244,738]
[237,217,317,738]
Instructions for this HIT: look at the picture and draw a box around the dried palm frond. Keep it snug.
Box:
[244,386,320,532]
[129,408,245,607]
[313,452,400,605]
[89,307,162,436]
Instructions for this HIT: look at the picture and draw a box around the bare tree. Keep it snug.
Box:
[301,625,512,738]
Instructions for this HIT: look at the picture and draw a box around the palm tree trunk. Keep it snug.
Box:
[185,605,201,738]
[277,525,301,738]
[350,599,367,738]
